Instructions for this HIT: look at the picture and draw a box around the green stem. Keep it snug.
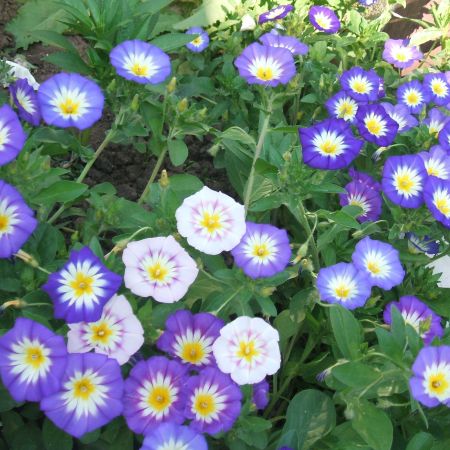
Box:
[213,286,243,315]
[243,93,273,213]
[294,201,320,270]
[137,146,168,205]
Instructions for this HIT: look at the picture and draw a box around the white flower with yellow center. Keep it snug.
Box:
[312,129,348,157]
[335,97,358,121]
[403,88,422,107]
[363,112,387,137]
[0,198,18,237]
[242,231,278,265]
[173,329,214,366]
[393,166,422,198]
[423,363,450,402]
[190,383,226,423]
[432,187,450,217]
[313,11,332,30]
[348,75,371,95]
[430,79,449,98]
[49,86,90,120]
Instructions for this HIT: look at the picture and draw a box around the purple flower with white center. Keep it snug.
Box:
[231,222,291,279]
[424,176,450,228]
[380,103,418,133]
[349,168,381,190]
[384,296,443,344]
[339,179,382,222]
[438,122,450,151]
[122,236,199,303]
[253,378,270,410]
[299,118,363,170]
[40,353,123,438]
[423,108,450,136]
[309,6,340,34]
[356,104,399,146]
[405,232,439,256]
[0,180,37,259]
[340,67,380,102]
[186,27,210,53]
[110,40,171,85]
[9,78,41,126]
[258,4,293,24]
[67,294,144,365]
[0,318,67,402]
[317,262,371,310]
[259,32,308,56]
[424,73,450,106]
[382,154,426,208]
[419,145,450,180]
[42,246,122,324]
[157,309,224,368]
[185,367,242,434]
[352,237,405,290]
[123,356,188,435]
[397,80,429,114]
[234,42,296,87]
[37,73,104,130]
[382,39,422,69]
[410,346,450,407]
[140,423,208,450]
[0,104,26,166]
[325,91,360,123]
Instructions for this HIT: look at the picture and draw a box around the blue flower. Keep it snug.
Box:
[356,104,399,146]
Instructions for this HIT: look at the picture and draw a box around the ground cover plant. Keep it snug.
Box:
[0,0,450,449]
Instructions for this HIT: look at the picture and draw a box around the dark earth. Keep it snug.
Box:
[0,0,436,201]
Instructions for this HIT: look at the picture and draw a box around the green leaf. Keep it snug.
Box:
[329,305,363,360]
[278,389,336,449]
[309,183,346,194]
[409,28,442,46]
[352,400,393,450]
[29,30,76,52]
[43,419,73,450]
[6,0,68,49]
[33,181,88,204]
[0,385,17,413]
[329,210,361,229]
[406,432,434,450]
[137,0,174,15]
[168,139,189,166]
[174,0,238,29]
[44,51,92,75]
[150,33,199,52]
[332,362,380,389]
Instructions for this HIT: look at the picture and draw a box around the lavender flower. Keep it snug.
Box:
[382,39,422,69]
[419,145,450,180]
[423,73,450,106]
[259,32,308,56]
[380,103,418,133]
[9,78,41,126]
[397,80,429,114]
[325,91,360,123]
[423,177,450,228]
[140,423,208,450]
[340,67,380,102]
[0,104,26,166]
[356,104,399,146]
[309,6,340,34]
[258,4,293,24]
[186,27,210,53]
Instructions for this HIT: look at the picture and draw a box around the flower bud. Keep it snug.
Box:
[177,98,188,113]
[167,77,177,93]
[260,286,276,297]
[159,169,170,188]
[131,94,139,112]
[240,14,256,31]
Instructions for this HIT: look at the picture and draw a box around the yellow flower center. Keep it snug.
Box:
[200,211,222,234]
[237,340,259,363]
[147,386,172,412]
[352,81,367,94]
[181,342,205,364]
[252,243,270,258]
[59,98,80,115]
[192,37,202,46]
[25,346,46,369]
[427,167,439,176]
[406,91,419,105]
[70,273,94,297]
[367,261,380,274]
[429,373,449,395]
[366,118,382,135]
[256,67,274,81]
[432,81,445,96]
[338,103,354,118]
[90,322,113,345]
[335,284,350,299]
[194,393,216,417]
[131,63,148,77]
[0,214,10,232]
[394,49,409,62]
[73,377,96,400]
[320,140,338,155]
[436,197,450,216]
[147,262,169,282]
[396,174,413,193]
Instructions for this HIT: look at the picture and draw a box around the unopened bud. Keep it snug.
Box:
[131,94,139,111]
[282,151,291,162]
[198,107,207,118]
[240,14,256,31]
[106,78,116,93]
[300,258,314,273]
[159,169,170,188]
[177,98,188,113]
[259,286,276,297]
[15,250,39,268]
[298,242,309,258]
[167,77,177,93]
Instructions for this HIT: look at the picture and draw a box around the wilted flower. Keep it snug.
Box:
[410,346,450,407]
[185,367,242,434]
[0,318,67,402]
[253,378,270,410]
[175,186,246,255]
[234,42,296,87]
[382,39,422,69]
[423,177,450,228]
[317,262,371,310]
[259,32,308,56]
[0,104,26,166]
[123,356,188,435]
[0,180,38,259]
[212,316,281,385]
[299,118,363,170]
[41,353,123,438]
[384,296,443,344]
[231,222,291,278]
[340,67,380,102]
[110,40,171,84]
[423,73,450,106]
[405,232,439,256]
[325,91,359,122]
[186,27,210,53]
[352,237,405,290]
[356,104,399,146]
[258,4,293,24]
[37,73,104,130]
[141,423,208,450]
[397,80,429,114]
[381,154,426,208]
[309,6,340,34]
[42,246,122,323]
[9,78,41,126]
[5,60,39,89]
[157,309,224,368]
[67,294,144,365]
